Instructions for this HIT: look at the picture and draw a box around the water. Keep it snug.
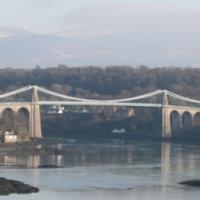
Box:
[0,138,200,199]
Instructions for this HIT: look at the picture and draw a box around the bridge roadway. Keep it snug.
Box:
[0,102,200,111]
[0,102,162,108]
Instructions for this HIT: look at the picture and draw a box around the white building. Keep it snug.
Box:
[3,131,18,144]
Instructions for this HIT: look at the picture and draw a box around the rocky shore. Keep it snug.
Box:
[179,180,200,187]
[0,177,39,195]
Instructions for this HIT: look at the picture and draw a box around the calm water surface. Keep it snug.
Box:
[0,138,200,200]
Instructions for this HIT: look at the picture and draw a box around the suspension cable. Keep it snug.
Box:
[0,85,33,99]
[166,90,200,105]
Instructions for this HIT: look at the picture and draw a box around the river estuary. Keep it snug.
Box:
[0,138,200,200]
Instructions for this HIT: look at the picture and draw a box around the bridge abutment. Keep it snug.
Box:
[162,106,200,138]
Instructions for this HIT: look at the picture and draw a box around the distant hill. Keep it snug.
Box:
[0,26,200,68]
[0,27,124,68]
[0,27,71,68]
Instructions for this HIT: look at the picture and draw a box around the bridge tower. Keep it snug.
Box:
[162,90,171,138]
[29,86,42,138]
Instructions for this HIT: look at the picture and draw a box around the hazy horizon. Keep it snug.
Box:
[0,0,200,68]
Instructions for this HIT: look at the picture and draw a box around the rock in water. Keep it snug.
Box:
[0,177,39,195]
[179,180,200,187]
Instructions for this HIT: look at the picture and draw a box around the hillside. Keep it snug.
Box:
[0,65,200,138]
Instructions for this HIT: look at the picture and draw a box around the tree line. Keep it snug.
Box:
[1,65,200,99]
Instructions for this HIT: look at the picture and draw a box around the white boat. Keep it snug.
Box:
[112,128,126,134]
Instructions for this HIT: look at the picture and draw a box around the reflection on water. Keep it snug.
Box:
[0,141,200,173]
[1,139,200,200]
[161,142,171,185]
[27,156,40,168]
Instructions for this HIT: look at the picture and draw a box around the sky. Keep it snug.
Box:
[0,0,199,33]
[0,0,200,67]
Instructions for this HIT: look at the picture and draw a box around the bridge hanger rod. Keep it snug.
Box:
[0,85,200,106]
[105,90,163,102]
[0,85,163,103]
[36,86,97,102]
[37,86,163,103]
[36,86,200,104]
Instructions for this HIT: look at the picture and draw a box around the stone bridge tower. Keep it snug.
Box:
[29,86,42,138]
[162,90,171,139]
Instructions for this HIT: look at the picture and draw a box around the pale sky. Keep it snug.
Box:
[0,0,199,33]
[0,0,200,67]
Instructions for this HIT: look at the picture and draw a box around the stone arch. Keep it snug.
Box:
[2,108,16,132]
[182,111,192,130]
[170,110,181,135]
[194,112,200,126]
[16,107,30,138]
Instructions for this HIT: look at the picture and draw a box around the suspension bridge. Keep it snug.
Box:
[0,85,200,139]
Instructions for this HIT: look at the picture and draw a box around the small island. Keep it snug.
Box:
[179,180,200,187]
[0,177,39,195]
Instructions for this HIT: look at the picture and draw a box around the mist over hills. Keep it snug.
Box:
[0,27,69,67]
[0,27,124,68]
[0,25,200,68]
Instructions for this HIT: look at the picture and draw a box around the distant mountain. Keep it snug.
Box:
[0,27,30,38]
[0,27,124,68]
[0,25,199,68]
[0,27,71,68]
[0,27,119,68]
